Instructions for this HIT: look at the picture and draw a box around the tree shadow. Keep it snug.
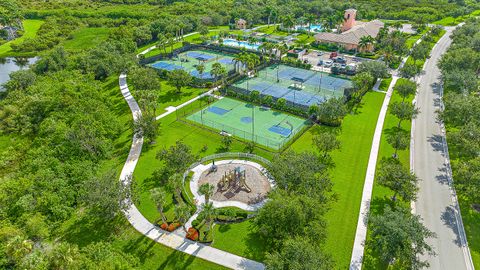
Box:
[61,214,118,247]
[427,134,445,154]
[435,166,450,185]
[440,206,462,247]
[217,224,231,233]
[243,225,267,262]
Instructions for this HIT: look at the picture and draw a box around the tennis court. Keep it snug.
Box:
[231,64,352,107]
[149,50,236,79]
[187,98,309,150]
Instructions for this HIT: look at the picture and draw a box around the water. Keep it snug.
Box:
[0,57,37,91]
[295,24,323,33]
[223,39,260,51]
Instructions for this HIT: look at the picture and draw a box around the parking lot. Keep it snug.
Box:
[299,50,370,73]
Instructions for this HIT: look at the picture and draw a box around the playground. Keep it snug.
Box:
[186,97,309,150]
[195,161,272,206]
[231,64,352,107]
[149,50,236,79]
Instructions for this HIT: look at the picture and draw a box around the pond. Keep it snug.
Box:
[0,57,37,91]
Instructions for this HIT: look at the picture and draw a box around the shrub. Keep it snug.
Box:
[186,227,199,241]
[160,223,168,230]
[167,222,181,232]
[191,220,200,229]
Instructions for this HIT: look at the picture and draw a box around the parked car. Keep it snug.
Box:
[324,60,333,67]
[317,60,324,66]
[334,57,347,64]
[317,52,324,56]
[329,52,338,59]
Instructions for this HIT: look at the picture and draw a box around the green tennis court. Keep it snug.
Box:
[187,98,309,149]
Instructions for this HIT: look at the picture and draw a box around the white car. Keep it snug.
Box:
[324,60,333,67]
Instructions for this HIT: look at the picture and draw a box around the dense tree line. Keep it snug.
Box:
[439,18,480,208]
[0,24,139,269]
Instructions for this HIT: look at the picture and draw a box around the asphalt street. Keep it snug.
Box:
[413,27,473,270]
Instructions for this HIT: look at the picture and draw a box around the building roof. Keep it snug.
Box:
[314,19,384,45]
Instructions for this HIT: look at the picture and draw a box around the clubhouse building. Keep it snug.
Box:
[314,9,384,52]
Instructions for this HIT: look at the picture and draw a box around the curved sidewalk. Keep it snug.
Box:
[118,74,264,270]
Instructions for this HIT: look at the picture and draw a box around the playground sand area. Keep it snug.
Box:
[198,162,271,205]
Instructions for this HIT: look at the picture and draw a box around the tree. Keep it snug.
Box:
[386,128,410,158]
[199,183,215,204]
[195,64,205,79]
[3,69,36,92]
[315,97,347,126]
[255,191,328,247]
[150,188,168,224]
[129,67,160,92]
[358,35,374,52]
[454,157,480,205]
[156,141,197,174]
[312,131,340,159]
[411,42,430,65]
[351,72,374,104]
[265,236,334,270]
[395,79,417,101]
[132,111,159,144]
[174,203,191,232]
[5,235,33,265]
[377,158,419,202]
[221,135,232,150]
[356,61,389,80]
[399,62,420,79]
[199,202,216,239]
[79,170,129,220]
[267,151,331,198]
[390,101,420,128]
[167,173,183,203]
[167,69,192,93]
[48,242,81,270]
[367,206,436,269]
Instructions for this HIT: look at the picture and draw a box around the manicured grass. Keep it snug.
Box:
[362,79,413,269]
[58,213,227,270]
[62,27,111,50]
[290,91,385,268]
[256,25,289,36]
[379,77,392,92]
[459,200,480,268]
[212,219,267,261]
[0,20,44,57]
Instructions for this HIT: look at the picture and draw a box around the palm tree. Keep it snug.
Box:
[358,35,374,52]
[175,203,191,232]
[157,34,168,55]
[150,187,167,224]
[196,64,205,79]
[306,13,316,34]
[246,53,260,74]
[381,46,395,67]
[201,202,216,233]
[282,14,295,32]
[168,173,183,203]
[233,53,245,73]
[198,183,215,204]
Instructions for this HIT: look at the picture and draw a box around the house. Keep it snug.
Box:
[315,9,384,52]
[236,19,247,30]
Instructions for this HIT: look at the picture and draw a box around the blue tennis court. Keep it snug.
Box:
[231,64,352,108]
[149,50,236,79]
[268,125,292,136]
[207,106,229,115]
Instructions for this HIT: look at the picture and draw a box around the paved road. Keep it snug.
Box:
[413,27,474,270]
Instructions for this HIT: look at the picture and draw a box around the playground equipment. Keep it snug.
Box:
[217,166,251,194]
[209,160,218,173]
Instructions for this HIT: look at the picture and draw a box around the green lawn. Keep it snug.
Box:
[362,79,413,269]
[459,200,480,268]
[62,27,111,50]
[0,20,44,57]
[212,219,267,261]
[290,91,386,268]
[432,10,480,26]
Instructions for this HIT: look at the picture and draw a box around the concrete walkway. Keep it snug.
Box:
[349,35,424,269]
[118,73,264,270]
